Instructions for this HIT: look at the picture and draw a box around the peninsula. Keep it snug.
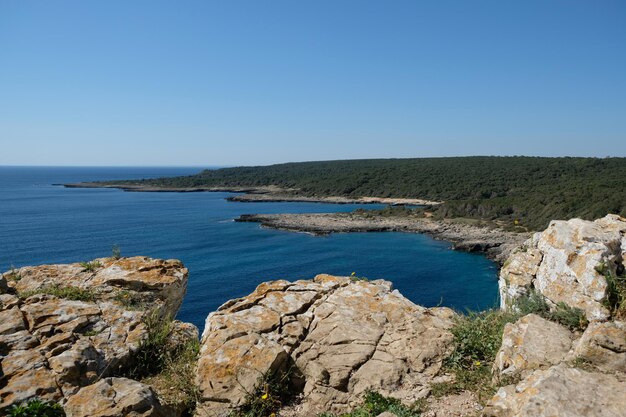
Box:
[64,156,626,231]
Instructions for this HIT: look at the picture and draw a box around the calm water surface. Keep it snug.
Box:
[0,166,499,331]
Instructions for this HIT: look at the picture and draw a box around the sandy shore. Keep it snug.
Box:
[236,212,529,264]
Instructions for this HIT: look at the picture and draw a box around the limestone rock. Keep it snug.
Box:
[493,314,573,380]
[0,257,189,412]
[499,214,626,321]
[486,364,626,417]
[195,274,456,416]
[574,320,626,373]
[64,377,168,417]
[7,256,188,317]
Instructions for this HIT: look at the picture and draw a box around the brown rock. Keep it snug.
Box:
[195,274,455,416]
[574,320,626,373]
[0,257,189,412]
[64,377,168,417]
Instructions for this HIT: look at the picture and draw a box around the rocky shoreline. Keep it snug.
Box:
[236,212,528,264]
[62,182,440,205]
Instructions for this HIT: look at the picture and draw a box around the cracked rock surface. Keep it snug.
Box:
[195,274,456,417]
[0,257,189,413]
[499,214,626,321]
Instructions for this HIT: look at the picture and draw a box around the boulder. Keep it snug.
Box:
[493,314,573,380]
[573,320,626,373]
[486,364,626,417]
[499,214,626,321]
[0,257,189,412]
[195,274,456,416]
[64,377,168,417]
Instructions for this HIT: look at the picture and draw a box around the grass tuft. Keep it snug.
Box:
[79,260,101,272]
[597,262,626,319]
[230,369,293,417]
[437,309,518,402]
[125,311,173,379]
[18,284,96,302]
[317,391,423,417]
[142,338,200,416]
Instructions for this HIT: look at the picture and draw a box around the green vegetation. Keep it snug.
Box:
[6,399,65,417]
[18,285,96,302]
[122,311,200,416]
[596,262,626,319]
[105,157,626,230]
[435,290,588,402]
[125,311,174,379]
[349,272,369,281]
[79,260,101,272]
[317,391,424,417]
[111,244,122,260]
[6,265,22,281]
[113,290,145,310]
[515,290,587,331]
[434,309,518,401]
[143,337,201,416]
[230,370,293,417]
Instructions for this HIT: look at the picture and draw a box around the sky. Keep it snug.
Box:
[1,1,625,166]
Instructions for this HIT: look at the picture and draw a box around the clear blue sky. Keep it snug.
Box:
[1,1,625,166]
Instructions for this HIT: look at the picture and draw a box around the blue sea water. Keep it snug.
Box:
[0,166,499,331]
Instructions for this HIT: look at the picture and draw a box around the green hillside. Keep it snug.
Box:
[110,156,626,230]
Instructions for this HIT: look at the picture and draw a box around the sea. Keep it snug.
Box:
[0,166,499,331]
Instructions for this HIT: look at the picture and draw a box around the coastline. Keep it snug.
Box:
[236,212,529,264]
[63,182,441,205]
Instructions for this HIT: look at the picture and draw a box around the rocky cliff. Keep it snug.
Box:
[0,257,196,416]
[2,214,626,417]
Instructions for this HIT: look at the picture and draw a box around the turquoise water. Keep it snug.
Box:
[0,167,499,331]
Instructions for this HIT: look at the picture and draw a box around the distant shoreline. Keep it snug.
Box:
[236,212,528,264]
[63,181,526,264]
[63,182,441,205]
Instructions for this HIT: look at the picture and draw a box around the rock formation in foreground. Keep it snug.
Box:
[499,214,626,321]
[488,214,626,417]
[0,257,194,415]
[195,275,456,416]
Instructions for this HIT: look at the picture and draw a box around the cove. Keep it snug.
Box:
[0,166,499,331]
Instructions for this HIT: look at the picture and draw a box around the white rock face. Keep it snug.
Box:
[493,314,573,380]
[195,275,456,417]
[499,214,626,321]
[486,364,626,417]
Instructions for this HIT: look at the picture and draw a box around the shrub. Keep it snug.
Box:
[317,391,422,417]
[143,338,200,416]
[231,370,293,417]
[515,290,587,331]
[550,302,588,330]
[111,244,122,260]
[18,285,96,302]
[79,260,101,272]
[598,263,626,319]
[6,265,22,281]
[438,309,519,401]
[125,311,173,379]
[7,399,65,417]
